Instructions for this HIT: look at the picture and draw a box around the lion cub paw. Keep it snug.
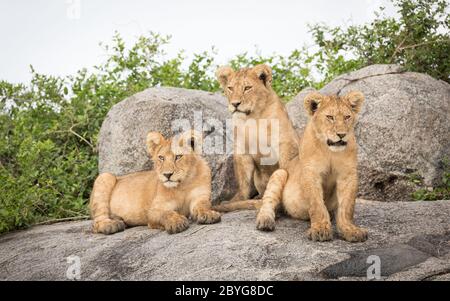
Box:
[194,210,221,224]
[256,212,276,231]
[93,218,126,235]
[164,215,190,234]
[307,223,333,242]
[340,226,368,242]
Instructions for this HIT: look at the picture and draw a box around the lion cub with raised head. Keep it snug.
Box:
[214,64,299,211]
[256,91,368,242]
[90,130,221,235]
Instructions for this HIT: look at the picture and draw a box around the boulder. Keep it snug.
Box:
[287,65,450,202]
[1,200,449,280]
[98,87,237,204]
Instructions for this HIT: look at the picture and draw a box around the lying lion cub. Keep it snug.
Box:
[90,131,221,235]
[256,91,368,242]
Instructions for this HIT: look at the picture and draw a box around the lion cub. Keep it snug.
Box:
[256,91,368,242]
[90,131,221,235]
[214,64,299,211]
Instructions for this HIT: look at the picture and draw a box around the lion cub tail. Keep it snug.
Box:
[212,199,262,212]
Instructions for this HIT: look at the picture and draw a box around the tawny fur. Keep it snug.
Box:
[212,199,262,212]
[89,131,221,235]
[256,91,368,242]
[213,64,299,211]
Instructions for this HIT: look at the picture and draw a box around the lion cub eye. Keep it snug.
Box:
[244,86,253,92]
[227,86,234,92]
[175,155,183,161]
[158,155,164,161]
[344,115,351,120]
[326,115,335,121]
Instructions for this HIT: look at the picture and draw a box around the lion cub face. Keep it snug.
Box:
[146,131,202,188]
[303,91,364,152]
[216,64,273,118]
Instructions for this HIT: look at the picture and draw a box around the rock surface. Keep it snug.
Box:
[1,200,449,281]
[98,87,237,203]
[287,64,450,202]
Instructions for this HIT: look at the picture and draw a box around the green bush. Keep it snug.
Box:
[309,0,450,83]
[0,0,449,233]
[411,159,450,201]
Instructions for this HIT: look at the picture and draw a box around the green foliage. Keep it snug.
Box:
[412,158,450,201]
[309,0,450,82]
[1,0,449,233]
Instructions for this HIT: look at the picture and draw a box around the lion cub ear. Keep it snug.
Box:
[216,66,234,90]
[177,130,203,154]
[146,132,165,157]
[253,64,273,88]
[343,91,364,114]
[303,92,324,116]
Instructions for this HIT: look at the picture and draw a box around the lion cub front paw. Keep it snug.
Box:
[307,223,333,242]
[93,218,126,235]
[340,226,368,242]
[164,215,190,234]
[256,212,276,231]
[194,210,221,224]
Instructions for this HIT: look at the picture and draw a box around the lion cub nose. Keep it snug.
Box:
[337,133,346,139]
[163,172,174,180]
[231,101,241,108]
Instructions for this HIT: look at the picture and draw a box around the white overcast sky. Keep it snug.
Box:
[0,0,395,83]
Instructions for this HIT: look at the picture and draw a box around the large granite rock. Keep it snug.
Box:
[0,200,449,281]
[287,65,450,202]
[98,87,237,204]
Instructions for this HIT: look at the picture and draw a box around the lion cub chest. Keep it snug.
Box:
[321,153,356,199]
[233,118,282,167]
[154,187,192,216]
[321,167,338,199]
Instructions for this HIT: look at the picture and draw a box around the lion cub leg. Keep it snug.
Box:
[335,177,368,242]
[300,178,333,242]
[90,173,126,235]
[147,209,189,234]
[307,204,333,242]
[190,199,221,225]
[147,209,190,234]
[256,169,288,231]
[229,155,256,203]
[253,169,270,198]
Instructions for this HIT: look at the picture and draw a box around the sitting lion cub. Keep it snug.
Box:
[256,91,368,242]
[214,64,299,212]
[90,130,221,235]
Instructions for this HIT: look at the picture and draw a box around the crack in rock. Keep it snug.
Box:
[321,232,450,279]
[335,70,406,95]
